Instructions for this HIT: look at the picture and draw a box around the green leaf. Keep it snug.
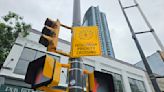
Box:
[0,11,31,63]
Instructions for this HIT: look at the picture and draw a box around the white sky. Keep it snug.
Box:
[0,0,163,64]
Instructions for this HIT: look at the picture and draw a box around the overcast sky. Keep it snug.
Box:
[0,0,163,64]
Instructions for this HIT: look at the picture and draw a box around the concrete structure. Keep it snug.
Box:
[0,29,153,92]
[83,6,115,58]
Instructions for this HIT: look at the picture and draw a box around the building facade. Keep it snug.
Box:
[135,51,164,76]
[83,6,115,58]
[135,51,164,91]
[0,29,154,92]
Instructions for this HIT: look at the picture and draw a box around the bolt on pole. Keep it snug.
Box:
[118,0,161,92]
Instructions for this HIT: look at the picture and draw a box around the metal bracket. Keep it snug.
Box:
[55,50,70,57]
[123,4,138,9]
[155,76,164,78]
[135,30,152,35]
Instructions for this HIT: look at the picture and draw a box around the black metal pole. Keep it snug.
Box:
[68,58,83,92]
[118,0,161,92]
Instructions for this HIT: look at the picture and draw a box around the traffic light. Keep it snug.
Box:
[39,18,60,52]
[24,55,61,89]
[88,71,115,92]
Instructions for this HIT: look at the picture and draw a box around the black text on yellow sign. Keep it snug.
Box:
[71,26,102,57]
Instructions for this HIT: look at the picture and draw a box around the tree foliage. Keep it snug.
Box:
[0,12,31,65]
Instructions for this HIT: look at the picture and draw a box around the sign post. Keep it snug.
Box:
[68,26,102,92]
[68,1,102,91]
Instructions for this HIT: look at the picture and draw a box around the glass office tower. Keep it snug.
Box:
[83,6,115,57]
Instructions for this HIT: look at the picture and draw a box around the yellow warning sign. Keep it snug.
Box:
[71,26,102,57]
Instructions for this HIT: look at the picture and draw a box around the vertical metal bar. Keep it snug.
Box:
[133,0,164,51]
[68,0,83,92]
[68,58,83,92]
[133,0,152,29]
[72,0,81,26]
[151,29,164,51]
[118,0,161,92]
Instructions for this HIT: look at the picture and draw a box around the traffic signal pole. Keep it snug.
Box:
[68,0,83,92]
[118,0,161,92]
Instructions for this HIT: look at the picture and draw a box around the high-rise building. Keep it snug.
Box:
[83,6,115,58]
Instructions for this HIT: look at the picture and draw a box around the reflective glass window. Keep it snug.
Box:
[14,47,60,75]
[128,78,147,92]
[101,69,125,92]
